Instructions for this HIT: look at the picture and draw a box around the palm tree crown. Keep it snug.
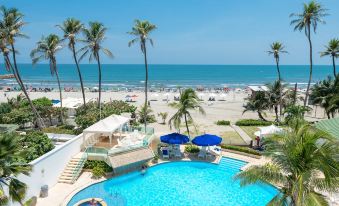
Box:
[78,22,113,62]
[267,42,287,61]
[321,38,339,58]
[235,123,339,206]
[128,19,156,51]
[0,6,27,44]
[30,34,62,68]
[56,18,83,48]
[290,1,327,35]
[321,38,339,77]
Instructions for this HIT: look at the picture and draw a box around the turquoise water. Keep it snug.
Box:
[67,158,278,206]
[0,64,333,89]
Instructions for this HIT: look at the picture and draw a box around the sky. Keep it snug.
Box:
[1,0,339,65]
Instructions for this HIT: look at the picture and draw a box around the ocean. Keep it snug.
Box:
[0,64,334,89]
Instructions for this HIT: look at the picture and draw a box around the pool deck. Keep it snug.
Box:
[36,151,268,206]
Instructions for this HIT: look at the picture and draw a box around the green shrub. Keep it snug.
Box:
[19,131,55,162]
[92,166,105,179]
[185,144,200,153]
[84,160,113,173]
[75,101,136,129]
[220,144,261,156]
[215,120,230,126]
[235,119,273,126]
[42,125,76,135]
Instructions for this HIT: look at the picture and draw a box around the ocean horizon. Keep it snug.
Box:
[0,64,334,89]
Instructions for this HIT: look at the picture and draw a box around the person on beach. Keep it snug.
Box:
[89,198,97,206]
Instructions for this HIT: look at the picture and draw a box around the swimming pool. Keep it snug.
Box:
[67,157,278,206]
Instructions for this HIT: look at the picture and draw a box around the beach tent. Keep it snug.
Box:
[254,124,283,138]
[192,134,222,146]
[160,133,189,144]
[83,114,130,144]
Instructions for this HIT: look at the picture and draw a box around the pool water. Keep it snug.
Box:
[67,157,278,206]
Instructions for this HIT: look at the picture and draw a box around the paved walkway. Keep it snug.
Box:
[231,124,252,145]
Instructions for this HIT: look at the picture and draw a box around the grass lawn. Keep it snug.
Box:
[220,131,246,145]
[239,126,260,140]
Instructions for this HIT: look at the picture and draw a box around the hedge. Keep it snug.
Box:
[220,144,261,156]
[215,120,230,126]
[235,119,273,126]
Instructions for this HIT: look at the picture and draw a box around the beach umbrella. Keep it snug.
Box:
[125,95,131,98]
[209,93,217,97]
[131,94,138,97]
[160,133,189,144]
[192,134,222,146]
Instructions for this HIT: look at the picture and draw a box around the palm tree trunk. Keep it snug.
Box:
[274,106,279,122]
[54,63,64,124]
[184,113,190,137]
[71,43,86,106]
[96,52,102,119]
[332,56,336,78]
[9,43,44,129]
[276,57,283,118]
[304,24,313,107]
[142,40,148,131]
[293,83,298,105]
[257,111,267,121]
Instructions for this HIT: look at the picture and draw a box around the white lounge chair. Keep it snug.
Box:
[198,146,207,159]
[175,150,182,158]
[208,146,222,156]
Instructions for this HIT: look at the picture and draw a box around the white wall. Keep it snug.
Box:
[17,133,84,202]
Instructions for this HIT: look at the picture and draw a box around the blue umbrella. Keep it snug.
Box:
[160,133,189,144]
[192,134,222,146]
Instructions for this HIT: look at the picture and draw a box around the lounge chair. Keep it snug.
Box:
[175,150,182,158]
[198,147,207,159]
[208,146,222,156]
[162,149,169,159]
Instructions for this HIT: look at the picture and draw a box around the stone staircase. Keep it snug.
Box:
[58,153,85,184]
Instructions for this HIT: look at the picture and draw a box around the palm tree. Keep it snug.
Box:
[78,22,113,119]
[0,6,44,129]
[243,91,269,121]
[320,38,339,77]
[128,20,157,130]
[266,80,286,122]
[283,105,311,125]
[310,76,338,119]
[235,123,338,206]
[168,88,205,137]
[267,42,287,82]
[56,18,86,106]
[0,133,32,206]
[290,1,328,107]
[30,34,64,123]
[267,42,287,117]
